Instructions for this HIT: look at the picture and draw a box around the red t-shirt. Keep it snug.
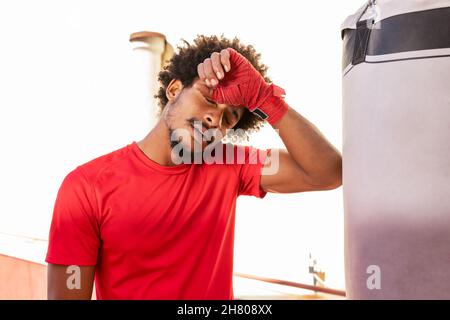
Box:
[46,141,268,299]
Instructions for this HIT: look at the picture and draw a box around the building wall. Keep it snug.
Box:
[0,254,46,300]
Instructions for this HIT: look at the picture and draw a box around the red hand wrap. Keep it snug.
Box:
[212,48,289,125]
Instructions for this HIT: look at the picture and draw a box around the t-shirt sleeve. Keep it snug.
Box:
[236,145,270,198]
[46,167,100,266]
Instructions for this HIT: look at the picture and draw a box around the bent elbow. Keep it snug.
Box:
[325,158,343,190]
[323,174,342,190]
[309,158,342,191]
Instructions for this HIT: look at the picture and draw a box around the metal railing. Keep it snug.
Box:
[234,272,346,297]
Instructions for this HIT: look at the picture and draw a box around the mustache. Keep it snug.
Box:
[186,118,219,143]
[186,117,208,129]
[167,119,221,151]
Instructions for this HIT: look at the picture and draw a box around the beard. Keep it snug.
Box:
[168,123,220,165]
[168,127,201,164]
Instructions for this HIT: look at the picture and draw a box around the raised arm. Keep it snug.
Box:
[196,47,342,193]
[261,108,342,193]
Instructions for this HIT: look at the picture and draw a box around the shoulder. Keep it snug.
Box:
[67,144,132,187]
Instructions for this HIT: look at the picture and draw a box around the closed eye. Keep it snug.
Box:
[224,110,239,127]
[204,97,217,107]
[232,110,239,121]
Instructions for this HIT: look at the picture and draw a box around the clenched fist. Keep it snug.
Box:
[196,48,289,125]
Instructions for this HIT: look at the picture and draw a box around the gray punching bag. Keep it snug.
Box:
[342,0,450,299]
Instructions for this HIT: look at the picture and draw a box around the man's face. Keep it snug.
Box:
[163,78,245,155]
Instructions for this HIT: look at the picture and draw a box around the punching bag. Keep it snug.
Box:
[342,0,450,299]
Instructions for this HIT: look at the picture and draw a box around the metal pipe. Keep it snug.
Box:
[234,272,346,297]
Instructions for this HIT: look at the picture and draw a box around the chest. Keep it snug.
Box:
[96,167,238,250]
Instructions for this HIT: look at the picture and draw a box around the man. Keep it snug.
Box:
[46,35,342,299]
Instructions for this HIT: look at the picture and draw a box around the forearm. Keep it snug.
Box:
[272,106,342,187]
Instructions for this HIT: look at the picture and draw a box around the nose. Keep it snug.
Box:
[203,105,226,129]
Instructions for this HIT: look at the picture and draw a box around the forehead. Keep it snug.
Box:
[190,78,245,112]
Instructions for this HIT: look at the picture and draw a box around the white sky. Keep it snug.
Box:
[0,0,366,290]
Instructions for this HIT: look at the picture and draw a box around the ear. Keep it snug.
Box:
[166,79,183,102]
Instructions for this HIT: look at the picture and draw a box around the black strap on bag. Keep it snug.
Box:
[351,0,377,66]
[352,19,373,65]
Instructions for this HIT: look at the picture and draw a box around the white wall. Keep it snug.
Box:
[0,0,366,290]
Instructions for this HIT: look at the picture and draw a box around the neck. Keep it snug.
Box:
[136,119,178,166]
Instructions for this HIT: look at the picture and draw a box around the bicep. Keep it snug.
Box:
[47,263,96,300]
[260,148,328,193]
